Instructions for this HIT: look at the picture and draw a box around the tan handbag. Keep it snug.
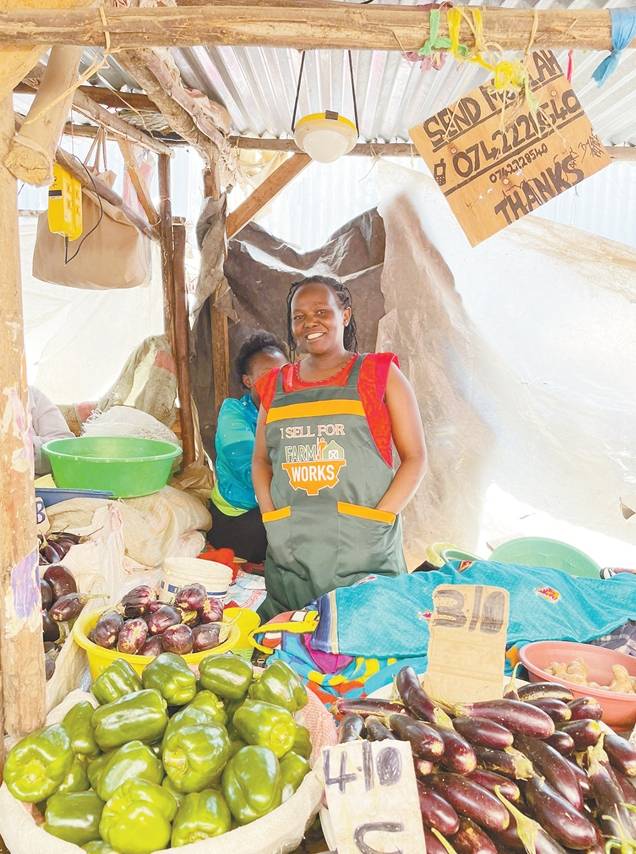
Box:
[32,131,151,290]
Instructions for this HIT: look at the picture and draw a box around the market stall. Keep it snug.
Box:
[1,2,636,853]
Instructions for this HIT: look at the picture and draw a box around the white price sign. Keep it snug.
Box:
[321,740,426,853]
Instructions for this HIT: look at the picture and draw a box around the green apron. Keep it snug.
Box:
[259,355,406,619]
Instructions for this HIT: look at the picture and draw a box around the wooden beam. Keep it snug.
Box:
[0,95,46,746]
[171,218,196,467]
[0,5,625,51]
[16,81,158,112]
[211,306,230,413]
[21,63,173,156]
[118,139,160,230]
[226,152,310,238]
[158,152,175,345]
[608,146,636,163]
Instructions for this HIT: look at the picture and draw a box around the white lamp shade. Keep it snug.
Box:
[294,113,358,163]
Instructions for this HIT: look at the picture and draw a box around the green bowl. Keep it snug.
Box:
[489,536,601,579]
[43,436,182,499]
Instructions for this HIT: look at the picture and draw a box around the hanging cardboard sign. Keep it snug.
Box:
[424,584,510,704]
[321,740,426,854]
[409,50,611,246]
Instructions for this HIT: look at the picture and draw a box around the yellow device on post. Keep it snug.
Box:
[48,163,82,241]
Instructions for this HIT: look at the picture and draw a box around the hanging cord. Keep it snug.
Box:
[593,9,636,85]
[290,51,306,132]
[64,155,104,265]
[347,50,360,134]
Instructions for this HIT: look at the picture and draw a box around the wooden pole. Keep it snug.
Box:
[0,95,46,748]
[118,139,161,230]
[171,218,196,467]
[158,152,175,345]
[0,5,625,51]
[226,152,310,238]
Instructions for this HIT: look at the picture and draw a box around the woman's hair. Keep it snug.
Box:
[286,275,358,358]
[235,331,287,384]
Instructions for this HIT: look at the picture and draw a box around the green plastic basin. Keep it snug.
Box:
[43,436,182,499]
[489,536,601,579]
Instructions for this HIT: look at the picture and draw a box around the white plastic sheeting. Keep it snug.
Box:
[376,162,636,565]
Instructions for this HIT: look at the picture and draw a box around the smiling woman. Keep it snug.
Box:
[252,275,427,619]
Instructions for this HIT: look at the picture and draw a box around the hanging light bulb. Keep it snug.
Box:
[291,52,360,164]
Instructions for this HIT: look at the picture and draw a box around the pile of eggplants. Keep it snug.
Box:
[336,666,636,853]
[39,533,86,681]
[90,583,225,658]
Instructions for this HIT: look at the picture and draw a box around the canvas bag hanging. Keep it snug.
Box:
[32,129,151,289]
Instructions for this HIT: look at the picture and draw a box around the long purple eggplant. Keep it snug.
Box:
[364,715,396,742]
[388,713,445,760]
[602,728,636,777]
[395,666,449,724]
[453,716,514,750]
[466,770,520,802]
[338,714,364,743]
[431,724,477,774]
[514,734,582,810]
[473,745,534,780]
[586,756,636,843]
[451,817,497,854]
[568,697,602,721]
[545,730,575,756]
[523,775,596,850]
[417,780,460,836]
[333,697,404,719]
[453,699,555,738]
[517,682,574,702]
[559,719,603,750]
[428,773,509,833]
[570,760,592,800]
[528,697,572,723]
[424,828,457,854]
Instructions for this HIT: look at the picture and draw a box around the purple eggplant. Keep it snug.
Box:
[92,610,124,649]
[49,593,87,622]
[454,699,554,739]
[147,600,164,614]
[428,773,510,833]
[145,605,181,635]
[473,745,534,780]
[161,623,193,654]
[40,543,65,565]
[43,564,77,598]
[453,716,514,750]
[52,532,81,545]
[364,715,396,743]
[40,578,54,610]
[42,610,60,642]
[417,780,460,836]
[528,697,572,723]
[515,734,582,810]
[602,729,636,777]
[546,730,575,756]
[117,617,148,654]
[559,719,603,750]
[191,623,220,652]
[121,584,157,618]
[198,596,224,625]
[568,697,602,721]
[467,769,520,802]
[339,714,365,744]
[414,758,435,777]
[432,724,477,774]
[334,697,404,719]
[395,666,449,724]
[523,775,596,850]
[424,828,453,854]
[569,760,591,800]
[140,636,164,658]
[517,682,574,703]
[388,713,445,760]
[174,583,207,612]
[452,817,497,854]
[587,758,636,842]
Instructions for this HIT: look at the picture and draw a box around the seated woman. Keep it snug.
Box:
[209,332,288,563]
[29,385,73,476]
[252,275,427,619]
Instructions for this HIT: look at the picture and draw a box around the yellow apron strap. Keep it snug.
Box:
[248,611,319,654]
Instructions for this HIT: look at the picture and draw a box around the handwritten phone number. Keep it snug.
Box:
[489,144,549,182]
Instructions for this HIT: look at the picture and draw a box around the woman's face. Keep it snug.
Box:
[291,283,351,356]
[243,349,286,400]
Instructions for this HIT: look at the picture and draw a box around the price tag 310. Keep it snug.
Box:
[424,584,510,705]
[321,740,426,854]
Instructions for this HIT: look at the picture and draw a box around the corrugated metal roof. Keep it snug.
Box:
[83,0,636,147]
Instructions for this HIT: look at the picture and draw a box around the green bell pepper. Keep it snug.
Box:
[163,775,185,807]
[198,654,252,700]
[162,690,227,747]
[58,755,90,793]
[279,751,310,800]
[233,700,296,758]
[83,842,120,853]
[221,745,282,825]
[87,753,109,791]
[4,723,73,802]
[44,790,104,846]
[142,653,196,706]
[171,789,231,847]
[63,701,99,756]
[249,660,308,713]
[100,779,177,854]
[163,724,230,793]
[95,740,163,802]
[292,723,312,759]
[92,689,168,751]
[92,659,142,706]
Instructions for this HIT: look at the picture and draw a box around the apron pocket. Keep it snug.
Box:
[263,507,309,584]
[336,501,398,580]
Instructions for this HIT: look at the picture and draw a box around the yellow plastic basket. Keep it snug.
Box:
[74,608,241,679]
